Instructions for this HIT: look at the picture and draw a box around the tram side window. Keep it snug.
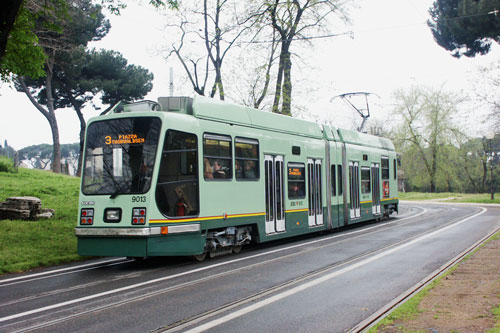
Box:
[156,130,199,217]
[235,137,259,180]
[203,134,232,180]
[381,156,390,198]
[361,167,371,194]
[381,157,389,180]
[331,165,336,196]
[288,163,305,199]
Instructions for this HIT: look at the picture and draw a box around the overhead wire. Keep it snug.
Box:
[236,7,499,45]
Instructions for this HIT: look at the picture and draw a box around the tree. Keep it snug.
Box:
[1,0,177,80]
[262,0,350,115]
[163,0,251,100]
[16,0,110,173]
[392,86,464,192]
[428,0,500,58]
[53,48,153,176]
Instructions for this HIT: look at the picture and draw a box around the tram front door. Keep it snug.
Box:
[371,163,381,215]
[264,155,285,234]
[307,159,323,227]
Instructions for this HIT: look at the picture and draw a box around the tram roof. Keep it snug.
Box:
[108,96,394,151]
[191,96,394,151]
[191,96,324,139]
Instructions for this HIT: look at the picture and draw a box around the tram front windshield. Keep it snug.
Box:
[82,117,161,196]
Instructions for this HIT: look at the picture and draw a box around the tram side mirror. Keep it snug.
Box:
[397,156,401,167]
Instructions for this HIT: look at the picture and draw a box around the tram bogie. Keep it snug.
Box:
[75,96,399,258]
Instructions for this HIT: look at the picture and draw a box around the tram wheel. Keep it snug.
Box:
[232,245,242,254]
[193,252,207,262]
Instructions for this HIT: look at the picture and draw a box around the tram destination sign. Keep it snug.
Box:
[105,134,145,145]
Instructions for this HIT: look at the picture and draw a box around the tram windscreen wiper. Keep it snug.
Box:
[110,190,120,199]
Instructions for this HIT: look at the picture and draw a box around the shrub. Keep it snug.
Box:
[0,156,16,173]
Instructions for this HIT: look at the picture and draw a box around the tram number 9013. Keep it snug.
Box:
[132,196,146,203]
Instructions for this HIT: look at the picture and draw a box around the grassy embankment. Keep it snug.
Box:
[369,232,500,332]
[0,167,81,274]
[400,191,500,204]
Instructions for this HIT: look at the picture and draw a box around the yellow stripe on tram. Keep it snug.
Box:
[285,208,309,213]
[149,212,265,224]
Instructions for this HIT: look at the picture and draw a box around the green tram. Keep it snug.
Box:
[76,96,398,259]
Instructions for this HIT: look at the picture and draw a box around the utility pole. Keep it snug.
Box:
[486,132,495,200]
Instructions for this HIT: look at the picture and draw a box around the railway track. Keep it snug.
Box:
[0,204,492,332]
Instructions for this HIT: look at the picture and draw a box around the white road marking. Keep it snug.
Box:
[0,258,131,286]
[185,207,487,332]
[0,206,428,323]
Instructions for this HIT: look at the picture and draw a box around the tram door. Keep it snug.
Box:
[349,161,361,219]
[307,159,323,227]
[371,163,381,215]
[265,155,285,234]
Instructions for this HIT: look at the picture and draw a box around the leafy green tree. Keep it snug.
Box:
[49,47,153,176]
[16,0,110,173]
[392,86,464,192]
[1,0,177,80]
[428,0,500,57]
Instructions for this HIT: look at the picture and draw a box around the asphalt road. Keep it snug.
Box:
[1,202,499,333]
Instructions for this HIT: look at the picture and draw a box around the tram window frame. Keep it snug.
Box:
[331,164,336,196]
[381,156,389,180]
[287,162,306,199]
[203,133,232,181]
[393,158,397,180]
[361,166,371,194]
[337,165,343,196]
[155,130,199,218]
[235,137,259,181]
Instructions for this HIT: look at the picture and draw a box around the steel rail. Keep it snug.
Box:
[3,203,464,332]
[1,205,430,332]
[155,206,485,332]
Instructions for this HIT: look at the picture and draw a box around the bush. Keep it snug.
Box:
[0,156,16,173]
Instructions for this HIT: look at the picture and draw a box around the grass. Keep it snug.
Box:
[400,192,500,204]
[0,168,82,274]
[368,265,459,333]
[0,156,16,173]
[370,231,500,332]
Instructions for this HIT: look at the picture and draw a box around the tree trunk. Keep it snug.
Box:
[18,61,62,174]
[281,49,292,116]
[44,59,61,173]
[272,42,288,114]
[430,146,438,193]
[74,105,86,177]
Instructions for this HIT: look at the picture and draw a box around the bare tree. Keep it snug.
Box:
[392,86,464,192]
[263,0,350,116]
[162,0,251,100]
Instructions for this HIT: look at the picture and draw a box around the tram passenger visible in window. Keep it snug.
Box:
[235,160,243,179]
[244,160,256,179]
[204,158,214,179]
[213,159,227,178]
[289,183,304,198]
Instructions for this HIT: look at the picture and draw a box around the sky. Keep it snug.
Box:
[1,0,499,150]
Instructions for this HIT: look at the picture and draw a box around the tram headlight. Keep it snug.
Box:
[80,208,94,225]
[132,208,146,225]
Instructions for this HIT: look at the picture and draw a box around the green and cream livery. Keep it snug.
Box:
[76,96,399,259]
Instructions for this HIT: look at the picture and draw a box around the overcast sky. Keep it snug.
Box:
[1,0,499,150]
